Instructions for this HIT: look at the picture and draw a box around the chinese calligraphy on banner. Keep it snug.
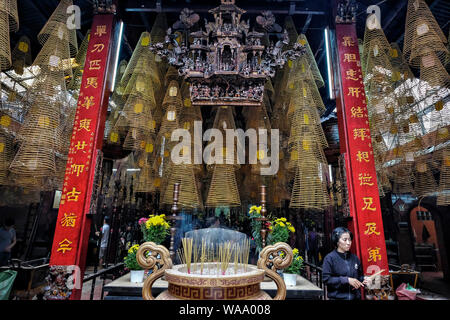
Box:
[50,15,114,266]
[336,24,389,276]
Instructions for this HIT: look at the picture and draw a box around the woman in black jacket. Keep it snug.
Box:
[322,227,369,300]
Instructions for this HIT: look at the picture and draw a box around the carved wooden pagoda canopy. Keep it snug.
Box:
[149,0,306,106]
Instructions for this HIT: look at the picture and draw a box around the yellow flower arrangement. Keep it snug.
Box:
[139,214,171,244]
[285,247,304,275]
[124,244,143,270]
[269,218,296,244]
[249,205,262,215]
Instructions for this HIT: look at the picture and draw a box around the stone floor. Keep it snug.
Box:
[416,272,450,300]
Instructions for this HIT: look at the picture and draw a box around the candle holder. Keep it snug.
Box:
[168,183,180,261]
[255,185,268,248]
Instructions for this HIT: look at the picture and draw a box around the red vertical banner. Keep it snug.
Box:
[335,23,389,276]
[50,14,115,270]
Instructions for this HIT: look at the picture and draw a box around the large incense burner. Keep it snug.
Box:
[136,239,293,300]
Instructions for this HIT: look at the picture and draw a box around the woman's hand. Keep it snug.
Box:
[362,277,370,286]
[348,277,364,289]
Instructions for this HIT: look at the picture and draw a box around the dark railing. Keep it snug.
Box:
[82,263,125,300]
[301,261,326,300]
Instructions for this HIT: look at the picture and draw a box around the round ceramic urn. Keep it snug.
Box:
[136,242,293,300]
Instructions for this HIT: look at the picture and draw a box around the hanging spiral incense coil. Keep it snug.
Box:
[165,66,180,87]
[287,107,328,148]
[123,71,157,108]
[419,50,450,89]
[157,102,180,142]
[205,164,241,207]
[286,80,326,116]
[361,14,392,76]
[162,80,183,115]
[120,32,161,94]
[289,157,330,210]
[37,0,77,56]
[68,30,91,91]
[11,35,32,75]
[413,160,437,198]
[389,42,415,82]
[115,95,156,131]
[9,142,56,178]
[161,162,203,210]
[286,35,324,89]
[403,0,448,67]
[0,0,19,70]
[437,147,450,206]
[243,105,273,175]
[390,160,415,194]
[31,34,74,79]
[134,154,155,193]
[205,106,241,170]
[0,131,13,185]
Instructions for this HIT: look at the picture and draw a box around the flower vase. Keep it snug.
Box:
[283,273,297,287]
[130,270,145,283]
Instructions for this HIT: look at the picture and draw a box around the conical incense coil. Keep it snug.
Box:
[157,102,180,141]
[150,12,168,47]
[403,0,448,67]
[413,161,437,197]
[206,164,241,207]
[437,147,450,206]
[264,79,275,103]
[180,104,203,175]
[288,107,328,148]
[286,35,324,89]
[0,131,13,185]
[123,128,154,151]
[37,0,78,56]
[11,36,32,75]
[389,42,415,82]
[390,160,415,193]
[32,33,74,78]
[419,51,450,89]
[286,80,325,116]
[289,159,330,210]
[16,94,62,149]
[287,141,328,172]
[11,173,44,189]
[161,163,203,210]
[0,0,19,70]
[68,30,91,91]
[0,0,19,29]
[361,14,392,76]
[165,66,180,87]
[377,167,392,193]
[150,11,169,77]
[9,142,56,178]
[163,80,183,114]
[0,12,12,70]
[134,158,155,193]
[284,15,299,50]
[205,106,241,170]
[123,71,157,107]
[115,94,156,132]
[112,60,129,96]
[241,170,262,203]
[120,32,160,91]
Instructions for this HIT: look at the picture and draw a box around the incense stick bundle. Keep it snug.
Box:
[200,239,206,275]
[182,237,193,274]
[219,241,233,275]
[233,243,240,274]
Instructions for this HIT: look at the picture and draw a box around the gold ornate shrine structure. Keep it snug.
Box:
[150,0,305,107]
